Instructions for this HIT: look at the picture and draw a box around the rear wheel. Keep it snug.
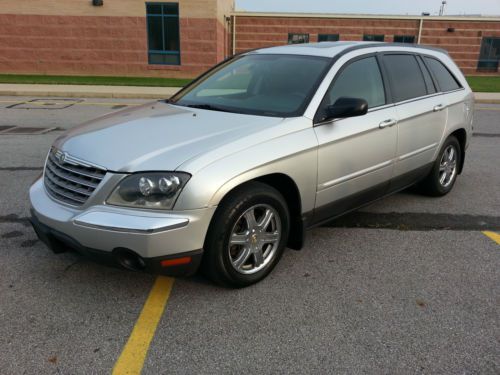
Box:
[420,136,461,196]
[202,182,290,287]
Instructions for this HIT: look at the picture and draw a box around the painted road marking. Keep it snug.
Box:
[113,276,175,375]
[483,231,500,245]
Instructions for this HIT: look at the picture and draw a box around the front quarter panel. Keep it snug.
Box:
[174,117,319,213]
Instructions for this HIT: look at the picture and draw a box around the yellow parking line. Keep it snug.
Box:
[112,276,175,375]
[483,231,500,245]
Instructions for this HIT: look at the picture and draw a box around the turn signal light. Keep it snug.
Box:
[161,256,191,267]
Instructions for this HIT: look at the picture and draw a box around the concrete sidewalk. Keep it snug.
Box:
[0,83,499,103]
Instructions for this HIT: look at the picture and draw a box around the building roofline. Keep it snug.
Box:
[231,11,500,22]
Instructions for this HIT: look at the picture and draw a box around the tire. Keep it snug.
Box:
[420,135,461,196]
[202,181,290,288]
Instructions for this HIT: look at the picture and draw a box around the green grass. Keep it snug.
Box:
[466,76,500,92]
[0,73,499,92]
[0,74,192,87]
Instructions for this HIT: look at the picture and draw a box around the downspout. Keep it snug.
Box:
[232,15,236,55]
[417,18,423,44]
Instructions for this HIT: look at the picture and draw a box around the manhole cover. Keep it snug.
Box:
[2,127,56,135]
[8,99,83,110]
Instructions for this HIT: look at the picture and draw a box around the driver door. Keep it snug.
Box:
[313,55,398,223]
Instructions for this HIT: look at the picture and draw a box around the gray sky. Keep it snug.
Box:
[235,0,500,16]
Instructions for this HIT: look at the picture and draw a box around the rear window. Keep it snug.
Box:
[424,57,462,92]
[383,54,428,102]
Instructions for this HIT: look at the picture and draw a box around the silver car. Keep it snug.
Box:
[29,42,473,287]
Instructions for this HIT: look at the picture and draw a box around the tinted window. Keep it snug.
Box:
[146,3,180,65]
[394,35,415,44]
[477,37,500,72]
[384,54,427,102]
[363,34,384,42]
[424,57,461,92]
[171,54,331,117]
[324,57,386,109]
[288,34,309,44]
[318,34,339,42]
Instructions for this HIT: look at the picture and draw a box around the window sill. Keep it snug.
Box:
[147,65,182,71]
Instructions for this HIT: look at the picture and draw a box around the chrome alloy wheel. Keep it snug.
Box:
[228,204,282,275]
[439,145,458,188]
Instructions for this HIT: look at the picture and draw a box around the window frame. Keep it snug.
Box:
[313,52,392,125]
[288,33,310,44]
[145,2,181,66]
[318,34,340,42]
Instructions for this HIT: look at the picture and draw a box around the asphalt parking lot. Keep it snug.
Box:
[0,96,499,374]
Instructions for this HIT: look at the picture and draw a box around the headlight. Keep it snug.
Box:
[107,172,190,210]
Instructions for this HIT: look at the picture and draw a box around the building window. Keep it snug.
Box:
[288,33,309,44]
[318,34,339,42]
[363,34,384,42]
[146,3,180,65]
[477,37,500,72]
[394,35,415,44]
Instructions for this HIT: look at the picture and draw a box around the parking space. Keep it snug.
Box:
[0,97,498,374]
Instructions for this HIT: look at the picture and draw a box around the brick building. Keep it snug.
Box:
[0,0,499,78]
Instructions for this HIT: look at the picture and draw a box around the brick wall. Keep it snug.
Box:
[0,14,224,78]
[233,16,500,75]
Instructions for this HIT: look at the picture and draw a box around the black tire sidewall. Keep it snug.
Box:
[430,136,461,195]
[204,182,290,287]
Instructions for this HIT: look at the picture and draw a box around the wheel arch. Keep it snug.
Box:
[215,173,306,250]
[449,128,466,174]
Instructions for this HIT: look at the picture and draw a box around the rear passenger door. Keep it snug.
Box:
[382,53,447,188]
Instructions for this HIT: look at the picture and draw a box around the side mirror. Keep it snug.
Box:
[322,97,368,122]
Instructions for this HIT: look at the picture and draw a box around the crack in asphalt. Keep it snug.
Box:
[0,166,43,171]
[326,212,500,231]
[0,214,30,225]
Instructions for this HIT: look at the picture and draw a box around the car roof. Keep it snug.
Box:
[248,41,448,58]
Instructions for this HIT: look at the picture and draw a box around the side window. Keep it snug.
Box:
[424,57,461,92]
[323,57,386,110]
[383,54,427,102]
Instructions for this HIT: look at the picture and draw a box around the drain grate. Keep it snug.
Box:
[1,127,56,135]
[0,126,16,133]
[8,99,83,110]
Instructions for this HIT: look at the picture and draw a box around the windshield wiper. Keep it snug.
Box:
[185,104,232,113]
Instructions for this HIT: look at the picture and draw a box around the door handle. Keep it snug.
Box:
[433,103,446,112]
[379,119,397,129]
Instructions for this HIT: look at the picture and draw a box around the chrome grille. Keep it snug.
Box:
[44,148,106,206]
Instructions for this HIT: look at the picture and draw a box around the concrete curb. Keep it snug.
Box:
[0,84,181,100]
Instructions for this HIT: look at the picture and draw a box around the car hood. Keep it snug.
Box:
[54,102,286,172]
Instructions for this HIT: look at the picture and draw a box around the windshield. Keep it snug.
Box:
[170,54,331,117]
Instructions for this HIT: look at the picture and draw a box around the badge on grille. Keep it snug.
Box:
[58,152,67,163]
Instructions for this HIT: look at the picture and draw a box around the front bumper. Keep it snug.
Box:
[29,178,216,276]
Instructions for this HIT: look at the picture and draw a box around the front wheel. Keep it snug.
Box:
[420,135,461,196]
[202,182,290,287]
